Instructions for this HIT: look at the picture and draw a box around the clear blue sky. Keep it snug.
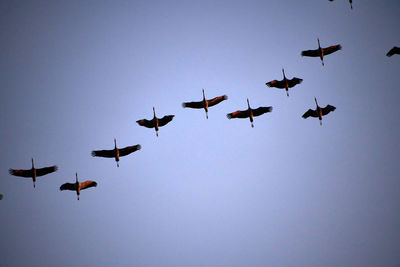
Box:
[1,1,400,266]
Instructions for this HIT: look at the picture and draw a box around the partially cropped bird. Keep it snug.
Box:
[266,69,303,97]
[91,138,141,167]
[9,158,58,188]
[182,88,228,119]
[227,98,272,128]
[301,39,342,66]
[328,0,353,10]
[386,46,400,57]
[0,194,3,200]
[136,107,174,136]
[302,97,336,125]
[60,173,97,200]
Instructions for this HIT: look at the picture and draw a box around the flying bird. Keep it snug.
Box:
[60,173,97,200]
[0,194,3,200]
[266,69,303,97]
[328,0,353,10]
[302,97,336,125]
[182,88,228,119]
[301,39,342,66]
[92,138,141,167]
[9,158,58,188]
[227,98,272,128]
[136,107,174,136]
[386,46,400,57]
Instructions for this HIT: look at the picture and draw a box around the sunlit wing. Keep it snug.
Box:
[287,77,303,88]
[60,182,76,191]
[323,44,342,56]
[227,110,249,119]
[321,105,336,115]
[91,149,115,158]
[207,95,228,107]
[80,180,97,190]
[386,46,400,57]
[158,115,174,127]
[252,106,272,117]
[36,165,58,176]
[302,109,318,118]
[119,145,141,157]
[266,79,285,88]
[9,169,32,177]
[301,49,319,57]
[182,100,204,109]
[136,118,155,128]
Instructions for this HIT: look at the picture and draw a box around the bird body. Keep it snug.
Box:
[227,98,272,128]
[9,158,58,188]
[182,88,228,119]
[386,46,400,57]
[60,173,97,200]
[266,69,303,96]
[136,107,174,136]
[91,138,141,167]
[301,39,342,66]
[302,97,336,125]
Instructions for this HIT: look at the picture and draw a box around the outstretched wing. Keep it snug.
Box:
[252,106,273,117]
[182,100,204,109]
[287,77,303,88]
[80,180,97,190]
[302,109,318,118]
[207,95,228,107]
[36,165,58,176]
[91,149,115,158]
[136,118,155,128]
[119,144,141,157]
[323,44,342,56]
[9,169,32,177]
[386,46,400,57]
[158,115,174,127]
[301,49,319,57]
[266,79,285,88]
[60,182,76,191]
[321,105,336,115]
[227,110,249,119]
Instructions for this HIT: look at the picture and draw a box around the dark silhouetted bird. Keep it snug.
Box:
[136,107,174,136]
[227,98,272,128]
[302,97,336,125]
[386,46,400,57]
[9,158,58,188]
[91,138,141,167]
[182,88,228,119]
[60,173,97,200]
[301,39,342,66]
[266,69,303,97]
[328,0,353,10]
[0,194,3,200]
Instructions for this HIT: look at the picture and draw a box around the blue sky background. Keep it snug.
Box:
[1,1,400,266]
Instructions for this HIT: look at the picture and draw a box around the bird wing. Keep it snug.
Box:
[36,165,58,176]
[80,180,98,190]
[322,44,342,55]
[386,46,400,57]
[301,49,319,57]
[266,79,285,88]
[9,169,32,177]
[91,149,115,158]
[287,77,303,88]
[207,95,228,107]
[252,106,273,117]
[227,110,249,119]
[302,109,318,118]
[321,105,336,115]
[119,144,141,157]
[182,100,204,109]
[60,183,76,191]
[158,115,174,127]
[136,118,155,128]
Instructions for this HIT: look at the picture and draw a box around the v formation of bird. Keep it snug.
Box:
[6,1,399,200]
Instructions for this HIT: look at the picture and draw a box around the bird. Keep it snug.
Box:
[9,158,58,188]
[0,194,3,200]
[91,138,141,167]
[265,69,303,97]
[301,39,342,66]
[328,0,353,10]
[182,88,228,119]
[60,173,97,200]
[227,98,272,128]
[136,107,174,136]
[302,97,336,125]
[386,46,400,57]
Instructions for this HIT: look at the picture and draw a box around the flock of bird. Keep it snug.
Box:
[4,1,400,200]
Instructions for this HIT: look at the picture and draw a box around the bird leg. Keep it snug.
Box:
[319,119,322,126]
[286,90,289,97]
[156,131,159,137]
[206,112,208,119]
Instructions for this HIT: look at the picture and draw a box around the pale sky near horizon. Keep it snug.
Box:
[1,1,400,266]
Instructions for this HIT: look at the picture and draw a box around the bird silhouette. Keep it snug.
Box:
[60,173,97,200]
[227,98,272,128]
[136,107,174,136]
[92,138,141,167]
[9,158,58,188]
[266,69,303,97]
[301,39,342,66]
[386,46,400,57]
[302,97,336,125]
[328,0,353,10]
[182,88,228,119]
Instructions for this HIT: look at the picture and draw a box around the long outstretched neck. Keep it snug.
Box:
[153,106,156,118]
[282,68,286,79]
[114,138,117,149]
[314,97,319,108]
[317,38,321,49]
[202,88,206,100]
[247,98,251,110]
[76,172,79,184]
[31,158,35,169]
